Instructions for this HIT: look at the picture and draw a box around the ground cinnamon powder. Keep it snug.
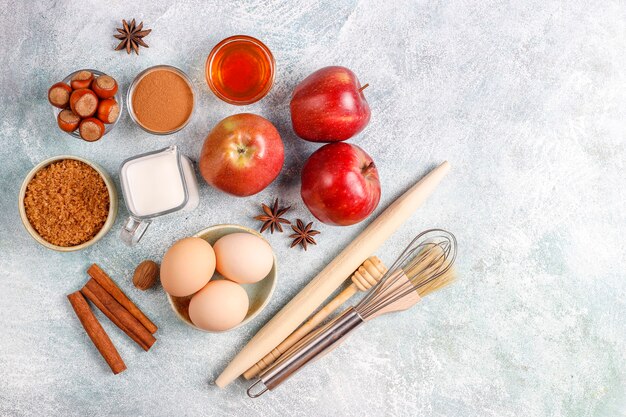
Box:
[24,159,110,247]
[131,68,194,133]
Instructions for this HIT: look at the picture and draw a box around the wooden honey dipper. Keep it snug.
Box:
[243,256,388,380]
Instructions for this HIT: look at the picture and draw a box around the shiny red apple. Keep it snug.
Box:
[199,113,284,197]
[290,66,371,142]
[301,143,381,226]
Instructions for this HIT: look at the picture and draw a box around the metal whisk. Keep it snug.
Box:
[247,229,457,397]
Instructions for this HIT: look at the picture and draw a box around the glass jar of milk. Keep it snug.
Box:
[119,146,199,245]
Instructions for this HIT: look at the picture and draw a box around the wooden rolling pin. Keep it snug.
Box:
[243,256,388,380]
[215,161,450,388]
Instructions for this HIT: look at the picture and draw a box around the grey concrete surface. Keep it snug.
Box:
[1,1,624,416]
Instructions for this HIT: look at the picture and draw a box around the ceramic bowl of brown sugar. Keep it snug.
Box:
[18,155,118,252]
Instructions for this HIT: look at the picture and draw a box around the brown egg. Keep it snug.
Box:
[161,237,216,297]
[189,280,249,331]
[213,233,273,284]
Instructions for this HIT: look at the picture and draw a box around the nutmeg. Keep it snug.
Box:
[133,260,160,290]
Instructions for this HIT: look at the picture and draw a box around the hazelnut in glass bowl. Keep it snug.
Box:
[48,69,123,142]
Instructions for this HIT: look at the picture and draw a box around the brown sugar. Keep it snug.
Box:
[131,68,194,133]
[24,159,110,247]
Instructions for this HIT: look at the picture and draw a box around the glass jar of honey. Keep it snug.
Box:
[205,35,275,105]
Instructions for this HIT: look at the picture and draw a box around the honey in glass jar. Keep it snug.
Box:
[206,35,275,105]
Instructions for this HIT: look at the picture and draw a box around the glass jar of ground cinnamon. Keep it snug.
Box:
[128,65,195,135]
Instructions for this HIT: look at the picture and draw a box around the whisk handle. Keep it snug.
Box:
[247,307,364,398]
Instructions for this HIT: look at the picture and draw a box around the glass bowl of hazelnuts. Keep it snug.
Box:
[48,69,123,142]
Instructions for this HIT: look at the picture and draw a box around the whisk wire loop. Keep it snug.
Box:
[356,229,457,319]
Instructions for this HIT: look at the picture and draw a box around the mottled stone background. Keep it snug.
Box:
[0,1,624,416]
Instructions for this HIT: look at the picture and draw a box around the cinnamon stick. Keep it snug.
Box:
[81,284,150,351]
[67,291,126,374]
[87,264,157,334]
[82,278,156,351]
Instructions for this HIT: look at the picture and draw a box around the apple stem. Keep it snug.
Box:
[362,161,376,177]
[359,83,370,93]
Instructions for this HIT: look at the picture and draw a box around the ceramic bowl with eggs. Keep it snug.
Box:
[163,224,277,332]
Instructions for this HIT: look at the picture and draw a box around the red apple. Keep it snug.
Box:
[290,66,371,142]
[301,143,381,226]
[199,113,284,197]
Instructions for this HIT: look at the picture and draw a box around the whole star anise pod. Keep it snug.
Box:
[114,19,151,55]
[254,199,291,234]
[289,219,320,250]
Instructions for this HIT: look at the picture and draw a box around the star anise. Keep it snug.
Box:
[114,19,151,55]
[254,199,291,234]
[289,219,320,250]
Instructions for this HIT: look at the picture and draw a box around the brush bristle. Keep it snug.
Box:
[356,229,457,319]
[416,267,456,297]
[403,242,456,298]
